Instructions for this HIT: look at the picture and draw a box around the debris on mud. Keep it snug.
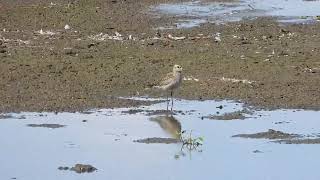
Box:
[167,34,186,40]
[64,24,71,30]
[217,77,256,85]
[88,32,128,41]
[36,29,57,36]
[183,76,199,82]
[27,124,66,129]
[232,129,302,139]
[133,137,180,144]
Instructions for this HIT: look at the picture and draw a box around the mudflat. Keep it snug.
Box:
[1,0,320,112]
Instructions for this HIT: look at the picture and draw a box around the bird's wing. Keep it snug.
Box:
[158,72,174,86]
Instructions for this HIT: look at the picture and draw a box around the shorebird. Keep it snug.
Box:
[153,64,183,111]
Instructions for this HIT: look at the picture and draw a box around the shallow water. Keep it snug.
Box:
[152,0,320,28]
[1,98,320,180]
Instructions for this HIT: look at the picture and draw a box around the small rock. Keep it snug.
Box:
[71,164,97,173]
[216,105,223,109]
[64,24,71,30]
[214,36,221,42]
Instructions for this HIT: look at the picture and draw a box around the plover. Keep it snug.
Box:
[154,64,183,111]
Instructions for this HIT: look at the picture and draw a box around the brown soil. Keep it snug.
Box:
[27,123,65,128]
[70,164,97,173]
[276,138,320,144]
[203,108,252,120]
[1,0,320,112]
[134,137,180,144]
[233,129,320,144]
[232,129,302,139]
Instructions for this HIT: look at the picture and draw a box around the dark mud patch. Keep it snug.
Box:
[232,129,302,139]
[253,150,263,153]
[58,166,70,170]
[121,109,145,114]
[146,110,184,116]
[134,137,180,144]
[0,114,26,119]
[80,111,95,114]
[59,164,97,173]
[0,114,14,119]
[203,109,252,120]
[27,124,66,129]
[275,138,320,144]
[121,109,184,116]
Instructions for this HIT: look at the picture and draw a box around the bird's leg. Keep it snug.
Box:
[166,92,169,111]
[171,91,173,112]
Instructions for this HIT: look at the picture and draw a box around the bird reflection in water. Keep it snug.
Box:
[149,115,203,160]
[149,115,181,139]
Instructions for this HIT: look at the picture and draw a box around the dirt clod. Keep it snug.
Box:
[204,109,252,120]
[70,164,97,173]
[134,137,180,144]
[27,124,66,129]
[232,129,301,139]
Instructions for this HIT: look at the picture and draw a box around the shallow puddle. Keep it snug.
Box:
[151,0,320,28]
[1,97,320,180]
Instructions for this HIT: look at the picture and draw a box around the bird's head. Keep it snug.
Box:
[173,64,183,73]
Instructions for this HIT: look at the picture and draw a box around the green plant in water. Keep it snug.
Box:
[178,130,204,150]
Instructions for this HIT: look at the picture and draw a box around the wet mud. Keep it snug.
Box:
[232,129,302,139]
[70,164,97,173]
[276,138,320,144]
[203,109,252,120]
[0,114,13,119]
[27,123,66,129]
[58,164,97,173]
[233,129,320,144]
[134,137,180,144]
[0,0,320,112]
[121,108,184,116]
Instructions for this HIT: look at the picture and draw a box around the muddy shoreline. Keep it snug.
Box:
[1,0,320,112]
